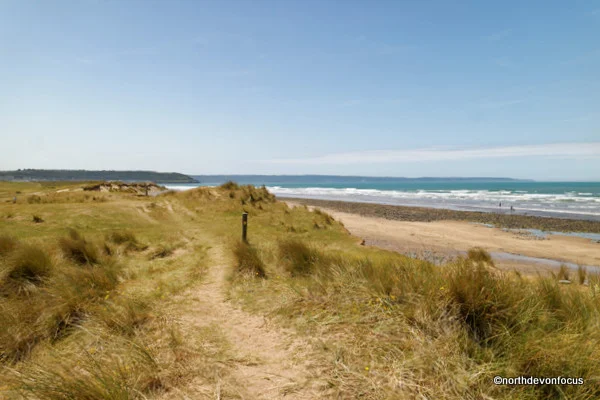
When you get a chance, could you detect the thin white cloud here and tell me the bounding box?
[262,142,600,165]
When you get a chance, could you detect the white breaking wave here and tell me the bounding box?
[161,184,600,218]
[267,186,600,217]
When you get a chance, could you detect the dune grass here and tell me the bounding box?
[0,182,224,399]
[2,181,600,399]
[232,240,267,278]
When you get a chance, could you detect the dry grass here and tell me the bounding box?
[147,244,175,260]
[4,245,54,287]
[232,240,267,278]
[278,239,325,276]
[3,181,600,399]
[106,230,147,252]
[59,229,100,265]
[0,235,17,257]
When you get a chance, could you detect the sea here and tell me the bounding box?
[164,176,600,221]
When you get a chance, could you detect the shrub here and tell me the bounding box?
[278,239,323,276]
[5,245,53,285]
[59,229,99,265]
[233,241,266,278]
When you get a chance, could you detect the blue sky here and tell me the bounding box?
[1,0,599,180]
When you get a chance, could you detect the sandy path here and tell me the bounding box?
[287,202,600,273]
[180,245,328,399]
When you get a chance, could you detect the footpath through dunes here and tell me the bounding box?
[170,242,331,399]
[284,201,600,274]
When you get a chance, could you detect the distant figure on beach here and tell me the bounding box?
[510,206,514,212]
[499,202,502,208]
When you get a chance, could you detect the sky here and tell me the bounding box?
[1,0,599,180]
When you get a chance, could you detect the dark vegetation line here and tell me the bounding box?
[0,169,198,183]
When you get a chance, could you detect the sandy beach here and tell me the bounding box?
[284,199,600,275]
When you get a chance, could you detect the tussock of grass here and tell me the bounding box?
[556,264,570,281]
[59,229,99,265]
[278,239,324,276]
[26,195,41,204]
[106,230,137,245]
[446,259,524,343]
[106,230,147,252]
[313,208,334,225]
[219,180,240,190]
[233,240,266,278]
[148,244,175,260]
[466,247,494,267]
[2,245,54,290]
[578,265,587,285]
[0,256,123,362]
[0,235,17,257]
[9,339,165,399]
[98,297,153,336]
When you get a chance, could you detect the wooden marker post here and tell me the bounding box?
[242,212,248,242]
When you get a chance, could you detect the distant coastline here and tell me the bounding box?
[192,174,533,185]
[0,169,198,184]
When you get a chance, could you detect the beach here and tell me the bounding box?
[283,197,600,275]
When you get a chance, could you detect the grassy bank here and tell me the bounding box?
[1,181,599,398]
[280,197,600,234]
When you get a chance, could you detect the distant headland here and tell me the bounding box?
[0,169,198,184]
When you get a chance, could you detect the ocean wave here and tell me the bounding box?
[268,186,600,218]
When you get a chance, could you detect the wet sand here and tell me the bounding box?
[284,199,600,275]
